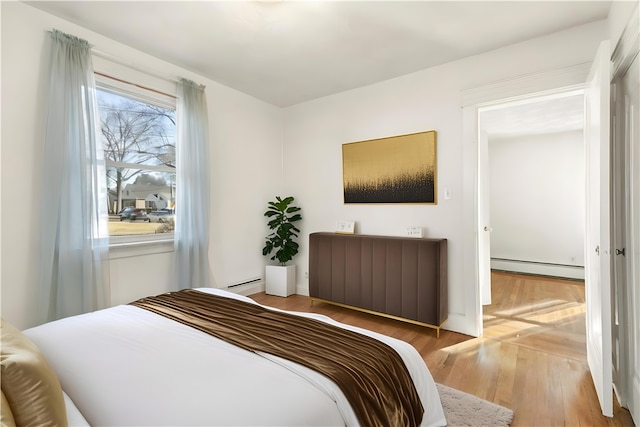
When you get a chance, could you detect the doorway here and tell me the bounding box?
[476,90,587,310]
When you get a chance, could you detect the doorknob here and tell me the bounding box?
[595,245,600,255]
[616,248,626,256]
[483,226,493,232]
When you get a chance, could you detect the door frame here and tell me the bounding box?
[610,7,639,421]
[461,63,591,337]
[610,63,629,410]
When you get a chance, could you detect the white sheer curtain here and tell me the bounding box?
[40,30,110,322]
[174,78,211,288]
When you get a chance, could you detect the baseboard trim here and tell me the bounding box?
[443,313,479,338]
[631,376,640,425]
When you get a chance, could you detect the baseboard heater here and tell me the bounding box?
[491,258,584,268]
[227,278,261,288]
[491,258,584,280]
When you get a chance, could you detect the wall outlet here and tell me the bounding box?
[405,226,423,238]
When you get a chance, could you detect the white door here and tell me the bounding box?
[584,40,613,417]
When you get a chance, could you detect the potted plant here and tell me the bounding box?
[262,196,302,297]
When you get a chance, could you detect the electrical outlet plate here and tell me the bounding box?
[405,226,423,238]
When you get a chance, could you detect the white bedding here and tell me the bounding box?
[24,288,446,426]
[63,391,90,427]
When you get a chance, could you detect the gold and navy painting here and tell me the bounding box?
[342,130,437,204]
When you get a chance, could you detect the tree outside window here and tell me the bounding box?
[97,88,176,237]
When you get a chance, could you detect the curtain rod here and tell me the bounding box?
[91,48,179,85]
[94,71,177,100]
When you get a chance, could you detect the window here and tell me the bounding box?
[96,83,176,241]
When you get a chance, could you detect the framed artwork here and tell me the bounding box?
[335,220,355,234]
[342,130,437,204]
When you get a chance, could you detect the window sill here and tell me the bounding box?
[109,235,174,259]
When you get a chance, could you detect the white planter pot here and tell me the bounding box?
[265,265,296,297]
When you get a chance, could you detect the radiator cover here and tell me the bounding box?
[309,232,448,335]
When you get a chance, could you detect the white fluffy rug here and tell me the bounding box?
[436,383,514,427]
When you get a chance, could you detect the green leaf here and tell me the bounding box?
[288,213,302,222]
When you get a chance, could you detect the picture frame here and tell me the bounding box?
[342,130,437,204]
[335,220,355,234]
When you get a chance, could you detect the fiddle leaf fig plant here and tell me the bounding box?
[262,196,302,265]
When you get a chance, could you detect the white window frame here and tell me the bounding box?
[93,58,178,250]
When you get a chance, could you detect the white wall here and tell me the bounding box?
[488,131,585,277]
[0,2,283,329]
[0,2,610,335]
[282,21,606,336]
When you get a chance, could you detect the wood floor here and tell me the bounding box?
[250,271,635,427]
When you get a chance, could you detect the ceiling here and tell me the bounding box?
[26,0,610,108]
[480,92,585,137]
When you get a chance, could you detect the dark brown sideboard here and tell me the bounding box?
[308,232,448,337]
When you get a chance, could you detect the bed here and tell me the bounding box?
[2,288,446,426]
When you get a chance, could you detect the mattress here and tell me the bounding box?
[24,288,446,426]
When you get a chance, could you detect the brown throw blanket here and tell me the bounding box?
[130,289,424,427]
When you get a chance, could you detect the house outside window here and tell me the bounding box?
[95,82,176,242]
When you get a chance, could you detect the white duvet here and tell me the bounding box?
[24,288,446,426]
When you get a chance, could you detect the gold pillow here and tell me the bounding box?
[1,318,68,427]
[1,390,16,427]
